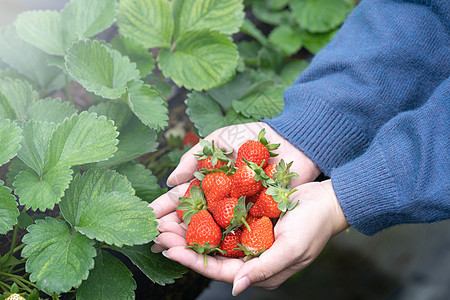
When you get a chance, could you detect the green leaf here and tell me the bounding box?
[185,92,228,137]
[300,28,338,54]
[22,217,96,294]
[14,164,73,211]
[0,184,19,234]
[60,168,157,246]
[0,77,39,121]
[113,244,187,285]
[65,39,140,100]
[173,0,244,39]
[0,25,65,93]
[26,98,78,123]
[117,0,174,49]
[290,0,353,33]
[0,119,22,166]
[232,81,284,120]
[158,30,238,91]
[126,80,168,131]
[115,163,163,202]
[15,10,65,56]
[77,250,136,300]
[60,0,117,44]
[252,1,290,25]
[279,59,310,89]
[15,0,117,56]
[111,35,155,77]
[75,192,157,246]
[207,72,253,111]
[60,168,135,227]
[47,111,119,168]
[17,121,57,175]
[17,211,34,229]
[87,101,133,131]
[268,25,303,56]
[6,158,28,187]
[240,19,267,46]
[97,116,158,167]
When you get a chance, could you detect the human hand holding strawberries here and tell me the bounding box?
[148,123,348,295]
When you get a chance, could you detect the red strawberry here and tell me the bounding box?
[213,196,252,234]
[237,216,274,257]
[183,131,199,147]
[245,192,260,205]
[195,139,233,171]
[176,185,207,224]
[235,129,280,168]
[250,186,298,219]
[219,229,245,258]
[186,209,223,266]
[200,171,232,212]
[264,163,277,179]
[230,160,268,198]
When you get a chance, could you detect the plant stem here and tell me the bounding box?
[11,278,32,293]
[12,243,26,254]
[0,281,10,292]
[65,75,74,105]
[5,226,19,273]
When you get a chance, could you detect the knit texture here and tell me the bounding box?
[332,78,449,235]
[265,0,450,175]
[264,0,450,235]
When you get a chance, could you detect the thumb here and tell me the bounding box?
[231,236,297,296]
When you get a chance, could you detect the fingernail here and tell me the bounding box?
[150,244,158,253]
[152,239,161,245]
[162,250,169,259]
[232,276,249,296]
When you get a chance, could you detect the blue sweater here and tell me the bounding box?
[264,0,450,235]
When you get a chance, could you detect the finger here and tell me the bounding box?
[151,243,166,253]
[232,233,304,296]
[164,246,244,283]
[159,211,183,224]
[158,221,187,237]
[148,183,190,218]
[157,231,187,249]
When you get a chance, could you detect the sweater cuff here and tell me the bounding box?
[331,143,400,235]
[264,91,369,175]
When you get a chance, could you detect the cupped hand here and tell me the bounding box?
[149,122,321,221]
[152,180,349,296]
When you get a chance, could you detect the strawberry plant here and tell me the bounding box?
[0,0,356,298]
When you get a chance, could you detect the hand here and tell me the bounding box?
[149,122,321,221]
[154,180,349,295]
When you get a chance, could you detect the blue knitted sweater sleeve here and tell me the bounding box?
[263,0,450,235]
[332,78,450,235]
[264,0,449,175]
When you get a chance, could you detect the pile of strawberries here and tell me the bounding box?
[176,129,298,265]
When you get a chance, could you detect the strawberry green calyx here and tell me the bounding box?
[223,197,253,236]
[257,128,280,157]
[195,139,233,166]
[234,243,266,260]
[197,163,236,176]
[270,159,299,188]
[243,158,270,186]
[265,185,298,219]
[177,186,207,225]
[186,242,226,266]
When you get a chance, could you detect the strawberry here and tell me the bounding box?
[213,196,252,234]
[198,170,232,212]
[219,229,245,258]
[264,163,277,179]
[195,139,233,171]
[230,159,268,198]
[245,192,260,205]
[250,185,298,219]
[177,185,207,224]
[267,159,298,188]
[237,216,274,257]
[186,209,223,266]
[235,129,280,169]
[183,131,199,147]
